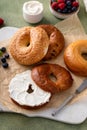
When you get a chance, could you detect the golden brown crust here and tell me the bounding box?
[31,63,73,94]
[64,40,87,76]
[38,24,65,60]
[9,26,49,65]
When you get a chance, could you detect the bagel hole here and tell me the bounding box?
[27,43,30,47]
[51,51,56,57]
[56,44,58,47]
[49,73,57,82]
[81,53,87,60]
[51,53,55,56]
[27,84,34,94]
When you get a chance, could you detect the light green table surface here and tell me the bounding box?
[0,0,87,130]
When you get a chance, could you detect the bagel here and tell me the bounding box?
[31,63,73,94]
[9,70,51,109]
[9,26,49,65]
[38,24,65,60]
[64,40,87,76]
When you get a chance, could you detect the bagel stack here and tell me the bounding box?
[9,24,65,65]
[9,24,73,109]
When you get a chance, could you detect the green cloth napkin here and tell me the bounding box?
[0,0,87,130]
[0,0,87,33]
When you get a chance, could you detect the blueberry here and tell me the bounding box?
[67,9,72,13]
[66,5,72,9]
[72,6,77,12]
[5,53,10,59]
[62,8,68,13]
[66,0,72,6]
[1,47,6,53]
[2,62,8,68]
[57,8,62,13]
[1,57,6,63]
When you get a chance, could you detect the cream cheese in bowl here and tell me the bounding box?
[23,1,43,23]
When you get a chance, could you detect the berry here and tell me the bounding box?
[51,2,58,10]
[67,5,72,9]
[72,6,77,12]
[1,57,6,63]
[66,0,72,6]
[0,46,9,69]
[51,0,79,14]
[57,0,65,3]
[2,62,8,68]
[68,9,72,13]
[57,8,62,13]
[58,3,66,10]
[1,47,6,53]
[62,8,68,13]
[5,53,10,59]
[72,1,79,7]
[0,18,4,26]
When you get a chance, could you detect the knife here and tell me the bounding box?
[52,79,87,116]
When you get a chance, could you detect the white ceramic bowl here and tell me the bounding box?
[49,0,80,19]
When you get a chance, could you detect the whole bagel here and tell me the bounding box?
[31,63,73,94]
[38,24,65,60]
[64,40,87,76]
[9,26,49,65]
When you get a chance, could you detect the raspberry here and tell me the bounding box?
[57,0,65,3]
[58,3,66,10]
[72,1,79,7]
[0,18,4,26]
[51,2,58,10]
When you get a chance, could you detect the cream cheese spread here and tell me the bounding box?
[23,1,43,23]
[9,70,51,107]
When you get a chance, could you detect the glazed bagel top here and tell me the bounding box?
[38,24,65,60]
[31,63,73,94]
[9,26,49,65]
[64,40,87,76]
